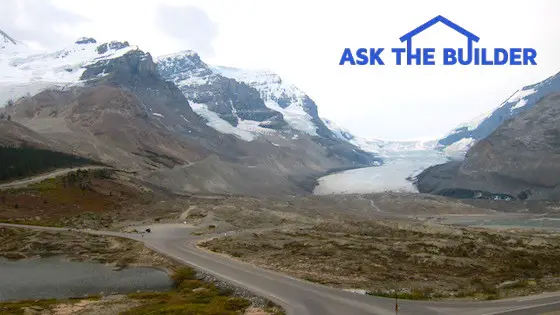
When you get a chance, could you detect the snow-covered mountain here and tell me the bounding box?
[322,117,436,156]
[156,51,376,165]
[0,36,136,106]
[438,71,560,158]
[157,52,340,143]
[157,51,286,139]
[0,29,24,53]
[1,32,377,196]
[214,66,325,137]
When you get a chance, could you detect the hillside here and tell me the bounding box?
[417,93,560,201]
[438,71,560,158]
[0,34,377,197]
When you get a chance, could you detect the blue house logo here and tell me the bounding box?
[340,15,537,66]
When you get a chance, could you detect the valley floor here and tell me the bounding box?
[2,169,560,314]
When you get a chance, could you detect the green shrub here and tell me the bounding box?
[171,267,197,288]
[225,297,251,311]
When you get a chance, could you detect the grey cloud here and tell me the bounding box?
[0,0,89,49]
[156,4,217,56]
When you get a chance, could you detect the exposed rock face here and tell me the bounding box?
[438,71,560,157]
[5,86,208,170]
[75,37,97,45]
[157,52,284,127]
[2,38,377,197]
[214,67,333,137]
[417,93,560,200]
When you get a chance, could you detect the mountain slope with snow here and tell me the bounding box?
[156,52,376,166]
[438,71,560,157]
[157,51,285,136]
[418,93,560,201]
[0,36,136,106]
[1,33,377,196]
[215,66,329,137]
[0,29,25,54]
[322,117,436,156]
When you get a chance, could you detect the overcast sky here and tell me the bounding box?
[2,0,560,140]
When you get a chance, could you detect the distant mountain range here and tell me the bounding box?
[322,118,437,156]
[0,31,379,197]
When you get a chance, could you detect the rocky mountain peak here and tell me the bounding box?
[96,41,130,54]
[157,52,284,128]
[75,37,97,45]
[82,49,159,83]
[157,50,212,80]
[0,29,24,53]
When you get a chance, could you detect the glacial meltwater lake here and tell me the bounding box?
[0,257,172,301]
[314,149,448,195]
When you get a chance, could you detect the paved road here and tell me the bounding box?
[2,223,559,315]
[0,166,108,190]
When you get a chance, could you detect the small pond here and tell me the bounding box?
[0,257,172,301]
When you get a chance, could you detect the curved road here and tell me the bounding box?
[1,223,559,315]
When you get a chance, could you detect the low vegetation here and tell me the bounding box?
[122,267,255,315]
[0,227,178,268]
[0,169,145,228]
[201,221,560,300]
[0,296,101,315]
[0,228,284,314]
[0,267,282,315]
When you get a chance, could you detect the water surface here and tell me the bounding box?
[0,257,172,301]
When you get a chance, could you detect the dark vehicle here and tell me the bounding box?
[145,228,151,233]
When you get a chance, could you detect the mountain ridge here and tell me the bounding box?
[438,70,560,158]
[1,32,378,197]
[417,93,560,201]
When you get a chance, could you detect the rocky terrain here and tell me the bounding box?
[0,120,66,150]
[0,32,377,197]
[201,221,560,301]
[417,93,560,201]
[438,71,560,158]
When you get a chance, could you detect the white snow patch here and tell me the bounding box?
[190,102,255,141]
[508,88,536,111]
[152,113,164,118]
[453,109,494,132]
[349,137,437,156]
[443,137,475,160]
[215,66,318,136]
[322,118,353,141]
[176,76,208,87]
[236,119,276,136]
[511,98,529,110]
[265,100,317,136]
[0,41,136,85]
[0,40,136,106]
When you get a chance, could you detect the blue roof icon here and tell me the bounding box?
[399,15,480,43]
